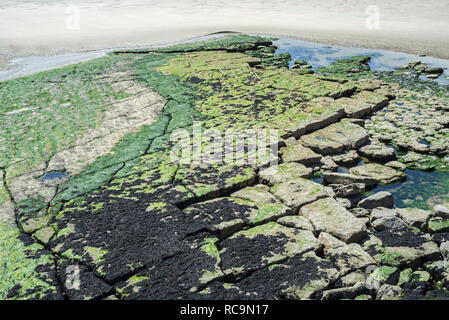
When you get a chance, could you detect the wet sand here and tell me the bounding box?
[1,0,449,71]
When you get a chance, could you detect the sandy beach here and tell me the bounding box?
[1,0,449,72]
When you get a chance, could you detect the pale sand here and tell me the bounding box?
[1,0,449,71]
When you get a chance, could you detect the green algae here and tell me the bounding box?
[0,223,58,299]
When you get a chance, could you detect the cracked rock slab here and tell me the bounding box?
[350,163,406,185]
[300,197,367,243]
[219,222,321,280]
[259,162,313,186]
[270,178,333,212]
[183,197,291,238]
[196,251,339,300]
[300,119,369,155]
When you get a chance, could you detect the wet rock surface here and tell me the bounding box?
[2,34,449,300]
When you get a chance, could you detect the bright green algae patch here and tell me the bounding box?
[0,223,59,299]
[0,55,133,179]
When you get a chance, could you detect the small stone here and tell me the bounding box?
[411,270,432,283]
[277,216,314,231]
[385,161,407,171]
[320,156,339,171]
[434,204,449,219]
[376,284,403,300]
[397,268,413,287]
[321,282,368,300]
[259,162,313,186]
[300,120,369,155]
[428,217,449,233]
[350,207,370,218]
[369,266,400,286]
[318,232,346,252]
[335,272,366,288]
[358,191,394,210]
[440,242,449,261]
[370,207,397,221]
[330,183,366,198]
[332,150,360,166]
[33,226,56,244]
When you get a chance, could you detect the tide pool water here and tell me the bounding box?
[274,37,449,85]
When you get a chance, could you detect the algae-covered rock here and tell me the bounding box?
[350,163,406,185]
[279,143,322,165]
[0,223,61,300]
[300,119,369,155]
[327,243,376,274]
[300,197,367,243]
[259,162,313,186]
[270,178,333,212]
[220,222,321,279]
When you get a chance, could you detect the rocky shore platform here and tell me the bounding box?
[1,35,449,300]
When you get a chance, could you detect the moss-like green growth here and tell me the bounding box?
[0,223,58,299]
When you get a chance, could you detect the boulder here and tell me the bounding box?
[330,183,366,198]
[358,191,394,209]
[428,217,449,233]
[441,242,449,261]
[434,204,449,219]
[300,198,367,243]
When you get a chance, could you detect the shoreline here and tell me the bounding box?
[2,29,449,82]
[1,0,449,75]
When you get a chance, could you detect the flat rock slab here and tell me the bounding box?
[350,163,406,185]
[322,172,377,187]
[363,229,441,268]
[279,143,322,165]
[300,197,367,243]
[231,185,280,204]
[334,90,389,118]
[183,197,291,238]
[300,119,369,155]
[115,237,224,299]
[327,243,376,274]
[220,222,321,279]
[270,178,333,212]
[359,143,396,162]
[195,251,339,300]
[259,162,313,186]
